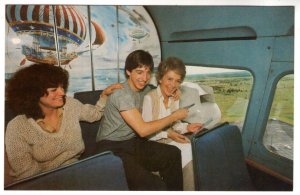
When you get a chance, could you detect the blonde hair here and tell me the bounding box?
[156,57,186,83]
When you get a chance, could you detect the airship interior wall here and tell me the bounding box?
[5,5,161,95]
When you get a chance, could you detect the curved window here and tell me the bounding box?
[185,66,253,130]
[263,74,294,160]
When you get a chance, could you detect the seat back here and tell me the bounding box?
[5,151,128,190]
[191,123,254,190]
[73,90,103,158]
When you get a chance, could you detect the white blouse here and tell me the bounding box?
[142,86,188,141]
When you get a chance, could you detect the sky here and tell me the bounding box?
[186,66,245,75]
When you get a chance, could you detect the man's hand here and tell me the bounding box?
[171,89,181,101]
[171,108,188,121]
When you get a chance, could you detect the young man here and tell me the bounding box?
[96,50,188,191]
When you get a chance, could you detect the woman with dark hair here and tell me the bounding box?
[5,63,122,181]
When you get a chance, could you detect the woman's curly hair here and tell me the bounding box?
[6,63,69,119]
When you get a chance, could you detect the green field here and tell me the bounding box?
[185,74,294,125]
[270,75,294,125]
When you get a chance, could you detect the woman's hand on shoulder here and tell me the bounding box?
[101,83,123,97]
[171,89,181,101]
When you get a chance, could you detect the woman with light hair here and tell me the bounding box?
[142,57,203,190]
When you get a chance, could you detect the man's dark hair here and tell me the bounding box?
[124,50,154,78]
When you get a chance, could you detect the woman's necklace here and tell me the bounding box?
[37,109,63,133]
